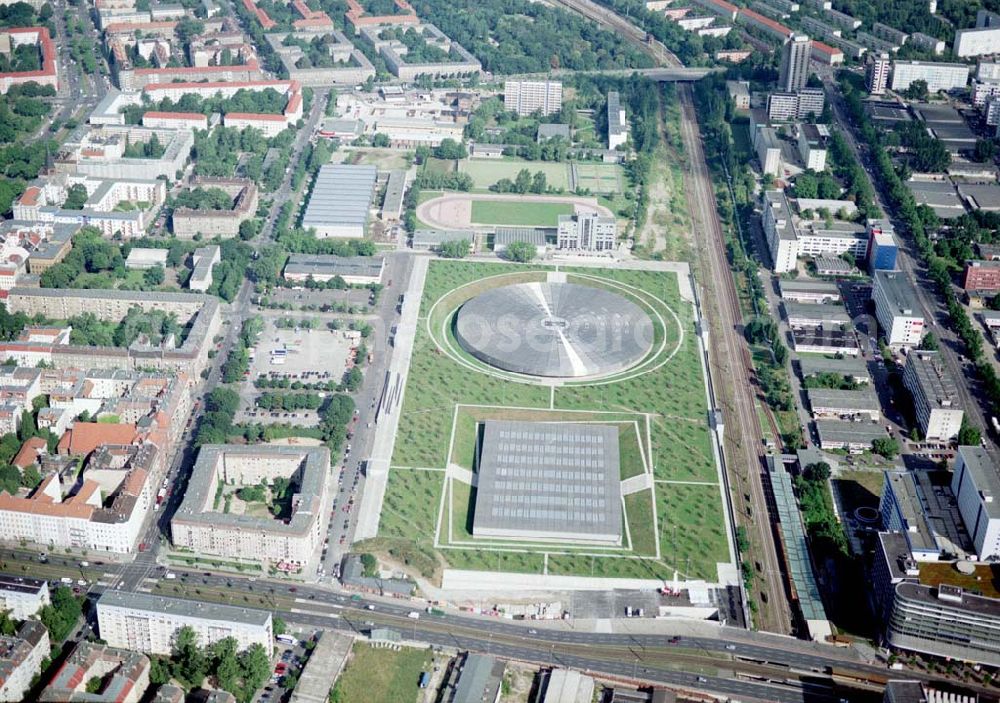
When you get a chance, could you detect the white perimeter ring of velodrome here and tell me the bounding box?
[426,272,685,386]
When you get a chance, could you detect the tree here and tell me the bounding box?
[39,586,82,642]
[143,265,164,287]
[360,552,378,577]
[872,437,900,459]
[513,168,532,195]
[530,171,547,194]
[371,133,390,148]
[958,418,981,447]
[63,184,88,210]
[172,626,208,686]
[21,464,41,489]
[433,138,467,160]
[803,462,831,482]
[918,332,939,351]
[17,410,34,441]
[973,138,997,163]
[439,239,470,258]
[504,241,536,263]
[903,79,929,101]
[238,643,270,697]
[273,617,287,636]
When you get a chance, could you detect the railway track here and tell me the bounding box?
[548,0,682,67]
[676,84,792,635]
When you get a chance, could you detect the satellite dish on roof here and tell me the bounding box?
[956,561,976,575]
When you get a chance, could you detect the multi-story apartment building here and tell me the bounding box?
[872,270,925,348]
[902,351,963,442]
[778,34,812,92]
[555,213,617,251]
[763,190,798,272]
[866,52,891,95]
[891,61,971,93]
[503,80,562,116]
[796,123,828,171]
[755,127,783,177]
[954,10,1000,58]
[0,28,58,95]
[766,88,825,121]
[0,621,49,702]
[874,531,1000,666]
[40,642,150,703]
[97,591,272,656]
[171,178,258,240]
[171,445,330,571]
[0,575,48,620]
[951,445,1000,562]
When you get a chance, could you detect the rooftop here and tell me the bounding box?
[905,352,958,409]
[957,445,1000,520]
[815,420,887,444]
[301,164,377,229]
[884,471,938,554]
[283,254,384,279]
[795,355,870,379]
[0,573,46,595]
[874,269,920,316]
[806,387,880,410]
[98,590,272,626]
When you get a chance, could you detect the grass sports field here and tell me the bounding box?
[470,200,572,226]
[367,260,732,585]
[459,158,624,195]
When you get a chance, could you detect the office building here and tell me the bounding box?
[902,352,963,442]
[879,472,940,560]
[503,80,562,116]
[955,10,1000,58]
[556,213,617,251]
[891,61,970,93]
[607,91,627,149]
[873,270,925,348]
[0,575,48,620]
[301,164,377,239]
[951,446,1000,562]
[867,52,891,95]
[97,591,273,656]
[867,219,898,273]
[873,531,1000,667]
[779,34,812,92]
[0,621,48,703]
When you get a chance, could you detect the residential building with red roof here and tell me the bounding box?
[737,8,793,41]
[811,40,845,65]
[345,0,418,31]
[40,642,150,703]
[12,436,46,470]
[0,27,58,94]
[241,0,275,29]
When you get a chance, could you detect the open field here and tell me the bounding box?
[460,158,570,190]
[572,162,624,194]
[330,642,432,703]
[375,260,729,583]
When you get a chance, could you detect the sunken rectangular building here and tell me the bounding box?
[301,164,377,238]
[473,421,622,545]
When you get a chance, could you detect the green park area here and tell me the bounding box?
[460,158,571,190]
[329,642,432,703]
[364,260,730,584]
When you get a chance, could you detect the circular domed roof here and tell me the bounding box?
[454,281,654,379]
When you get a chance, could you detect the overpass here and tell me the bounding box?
[502,67,720,82]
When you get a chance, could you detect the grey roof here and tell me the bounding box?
[607,90,626,138]
[452,654,505,703]
[882,681,928,703]
[779,279,841,295]
[0,574,46,595]
[340,554,415,596]
[473,421,622,542]
[302,164,377,230]
[782,302,850,325]
[382,170,407,216]
[905,352,958,409]
[958,183,1000,210]
[796,355,870,380]
[814,256,854,273]
[764,190,797,242]
[494,227,550,247]
[455,282,653,379]
[874,270,920,315]
[769,458,828,623]
[537,123,571,141]
[411,229,474,248]
[906,180,965,217]
[913,102,964,124]
[806,387,880,411]
[98,591,272,626]
[883,471,938,554]
[815,420,887,444]
[284,254,384,279]
[957,446,1000,520]
[895,580,1000,618]
[172,444,329,535]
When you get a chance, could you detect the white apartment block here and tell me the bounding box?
[763,190,798,273]
[866,52,890,95]
[951,446,1000,562]
[954,10,1000,58]
[0,576,48,620]
[978,61,1000,82]
[766,89,825,122]
[902,351,964,442]
[891,61,970,93]
[503,80,563,117]
[779,34,812,92]
[796,123,829,171]
[97,591,272,656]
[556,213,617,251]
[974,80,1000,108]
[987,98,1000,127]
[873,270,925,348]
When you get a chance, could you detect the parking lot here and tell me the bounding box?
[250,320,358,380]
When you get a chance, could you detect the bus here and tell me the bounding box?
[276,634,296,646]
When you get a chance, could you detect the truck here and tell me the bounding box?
[156,487,167,507]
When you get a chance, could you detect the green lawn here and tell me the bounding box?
[460,158,570,190]
[377,260,729,583]
[572,162,625,195]
[330,643,432,703]
[471,200,573,226]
